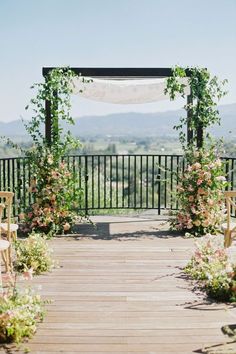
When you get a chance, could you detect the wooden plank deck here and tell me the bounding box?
[1,216,236,353]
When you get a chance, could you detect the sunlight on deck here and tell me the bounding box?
[1,216,236,354]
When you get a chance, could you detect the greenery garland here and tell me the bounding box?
[165,66,227,149]
[25,67,80,160]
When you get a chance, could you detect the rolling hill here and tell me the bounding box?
[0,103,235,139]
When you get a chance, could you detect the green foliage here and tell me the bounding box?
[185,235,236,302]
[14,232,54,275]
[0,285,47,344]
[165,66,227,148]
[21,67,84,235]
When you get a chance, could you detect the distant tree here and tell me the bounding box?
[106,143,117,154]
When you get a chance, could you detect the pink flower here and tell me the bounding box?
[208,199,214,206]
[18,212,25,221]
[187,165,193,172]
[186,222,193,229]
[198,188,206,195]
[30,178,37,187]
[177,185,184,192]
[193,219,201,227]
[63,222,71,231]
[193,162,201,170]
[204,172,211,180]
[202,219,210,227]
[197,179,203,185]
[22,268,34,280]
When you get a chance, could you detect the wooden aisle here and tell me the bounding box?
[1,216,236,353]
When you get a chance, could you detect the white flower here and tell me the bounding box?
[225,263,233,273]
[215,176,226,182]
[206,272,213,280]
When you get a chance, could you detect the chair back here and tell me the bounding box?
[0,203,5,238]
[0,191,14,238]
[225,191,236,228]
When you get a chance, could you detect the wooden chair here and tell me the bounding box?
[222,191,236,247]
[0,203,10,277]
[0,192,18,271]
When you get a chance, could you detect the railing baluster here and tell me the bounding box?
[3,159,6,191]
[110,156,112,208]
[84,156,88,214]
[128,155,130,208]
[176,156,180,210]
[146,155,148,208]
[7,159,10,191]
[152,155,155,209]
[231,158,234,191]
[134,155,137,208]
[98,155,101,209]
[225,158,229,191]
[78,156,82,209]
[116,155,118,208]
[104,156,106,208]
[170,155,173,210]
[157,156,161,215]
[164,155,167,209]
[91,155,94,209]
[122,155,124,208]
[140,155,143,208]
[72,156,76,202]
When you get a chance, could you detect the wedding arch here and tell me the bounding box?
[42,67,203,147]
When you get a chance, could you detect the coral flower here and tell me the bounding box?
[63,222,71,231]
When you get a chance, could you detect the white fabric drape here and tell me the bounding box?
[71,77,190,104]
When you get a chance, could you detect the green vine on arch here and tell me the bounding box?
[165,66,228,150]
[25,67,80,162]
[20,68,85,236]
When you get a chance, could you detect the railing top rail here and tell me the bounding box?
[65,154,185,158]
[0,156,28,161]
[0,154,236,160]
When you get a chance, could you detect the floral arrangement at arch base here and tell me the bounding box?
[185,234,236,302]
[171,145,227,236]
[19,149,82,237]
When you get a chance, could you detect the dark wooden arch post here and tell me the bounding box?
[43,72,59,147]
[44,73,52,146]
[196,121,204,148]
[187,93,193,145]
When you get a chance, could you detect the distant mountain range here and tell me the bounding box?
[0,103,235,139]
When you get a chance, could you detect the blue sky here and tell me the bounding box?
[0,0,235,122]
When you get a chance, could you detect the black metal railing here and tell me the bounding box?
[64,154,185,213]
[1,154,236,216]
